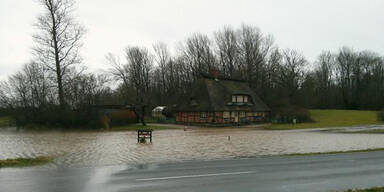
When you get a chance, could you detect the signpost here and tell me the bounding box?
[137,129,152,143]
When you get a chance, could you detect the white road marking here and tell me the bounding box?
[136,171,255,181]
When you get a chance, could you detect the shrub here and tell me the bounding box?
[9,106,100,129]
[139,137,146,143]
[0,156,53,168]
[378,110,384,121]
[273,105,312,124]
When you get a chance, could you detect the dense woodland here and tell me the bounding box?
[1,0,384,127]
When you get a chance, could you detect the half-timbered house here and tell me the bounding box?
[175,76,271,124]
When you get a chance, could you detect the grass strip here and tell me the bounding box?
[111,124,179,131]
[285,148,384,156]
[0,116,15,128]
[0,156,53,168]
[343,129,384,134]
[266,110,383,130]
[344,187,384,192]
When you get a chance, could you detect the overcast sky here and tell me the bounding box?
[1,0,384,80]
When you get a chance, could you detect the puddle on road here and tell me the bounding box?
[1,128,384,167]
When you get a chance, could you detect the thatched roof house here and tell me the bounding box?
[176,77,271,124]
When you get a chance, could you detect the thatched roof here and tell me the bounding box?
[176,77,271,112]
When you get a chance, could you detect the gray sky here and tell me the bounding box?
[1,0,384,80]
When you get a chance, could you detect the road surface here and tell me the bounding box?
[2,151,384,192]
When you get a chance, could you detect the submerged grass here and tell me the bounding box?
[267,110,383,130]
[285,148,384,156]
[344,187,384,192]
[0,156,53,168]
[111,124,179,131]
[0,116,15,128]
[344,129,384,134]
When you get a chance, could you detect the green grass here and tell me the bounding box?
[111,124,179,131]
[0,156,53,168]
[267,110,383,130]
[344,129,384,134]
[284,148,384,156]
[344,187,384,192]
[0,116,14,128]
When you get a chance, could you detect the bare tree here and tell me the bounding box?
[126,47,153,125]
[153,42,171,102]
[108,47,153,125]
[335,47,356,108]
[279,49,308,104]
[214,26,239,78]
[65,73,111,108]
[237,24,274,90]
[182,33,216,78]
[33,0,86,109]
[314,51,336,108]
[107,53,130,91]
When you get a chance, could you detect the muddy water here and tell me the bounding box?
[1,128,384,167]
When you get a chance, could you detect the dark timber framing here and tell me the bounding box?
[175,76,271,125]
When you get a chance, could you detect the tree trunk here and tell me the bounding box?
[50,7,65,109]
[141,105,146,126]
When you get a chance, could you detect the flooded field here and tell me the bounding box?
[1,127,384,167]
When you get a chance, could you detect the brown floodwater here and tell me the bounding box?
[1,127,384,167]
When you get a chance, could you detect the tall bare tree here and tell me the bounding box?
[108,47,153,125]
[314,51,336,108]
[335,47,356,108]
[237,24,274,91]
[215,26,239,78]
[153,42,171,101]
[182,33,216,78]
[33,0,85,109]
[279,49,307,104]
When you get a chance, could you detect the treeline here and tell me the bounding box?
[306,48,384,110]
[1,0,384,127]
[1,24,384,126]
[107,25,384,112]
[2,24,384,126]
[0,62,112,126]
[107,25,299,112]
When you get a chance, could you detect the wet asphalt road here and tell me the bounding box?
[2,151,384,192]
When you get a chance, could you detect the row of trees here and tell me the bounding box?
[1,0,384,127]
[305,48,384,110]
[106,25,306,111]
[0,0,110,126]
[106,25,384,115]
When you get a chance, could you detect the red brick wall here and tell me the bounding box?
[176,111,270,124]
[176,111,224,124]
[215,112,223,123]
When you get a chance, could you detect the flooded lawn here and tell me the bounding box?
[1,127,384,167]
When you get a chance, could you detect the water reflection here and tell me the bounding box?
[1,128,384,167]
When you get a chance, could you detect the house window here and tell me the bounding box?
[232,96,236,103]
[200,112,207,120]
[223,111,231,122]
[232,95,249,103]
[237,96,243,103]
[239,112,246,117]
